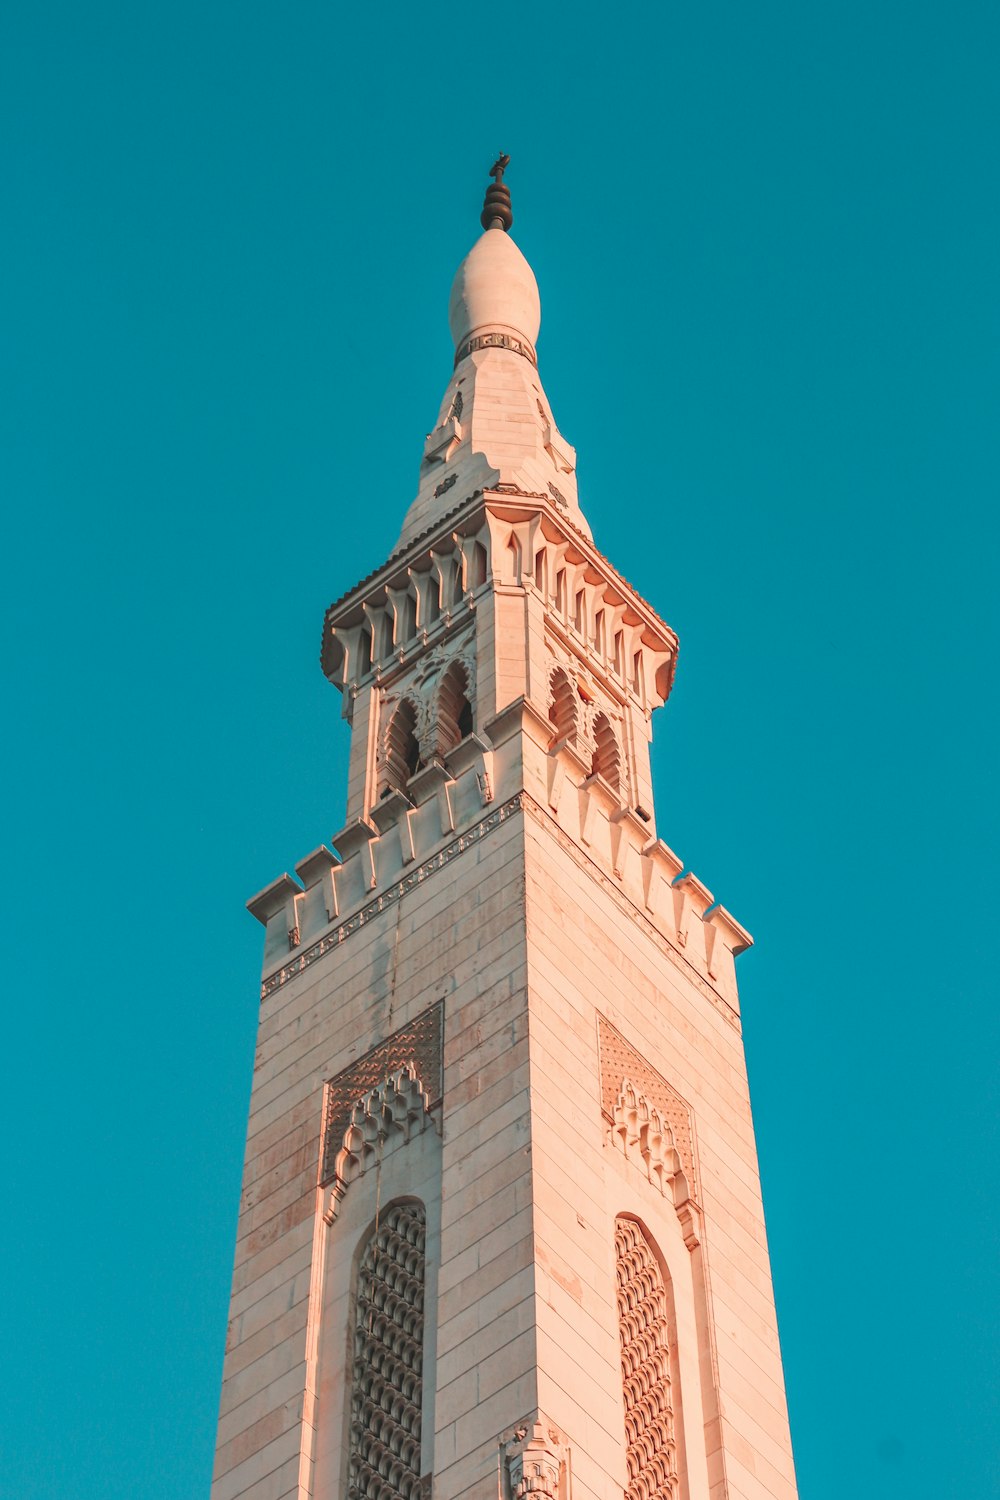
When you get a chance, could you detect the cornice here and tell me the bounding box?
[259,793,524,1001]
[257,788,740,1030]
[321,485,678,688]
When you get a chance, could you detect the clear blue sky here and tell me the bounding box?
[2,2,997,1496]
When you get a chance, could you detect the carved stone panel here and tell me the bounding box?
[321,1002,443,1187]
[598,1015,697,1200]
[324,1063,436,1224]
[500,1416,570,1500]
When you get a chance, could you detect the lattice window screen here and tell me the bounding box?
[348,1201,426,1500]
[615,1216,678,1500]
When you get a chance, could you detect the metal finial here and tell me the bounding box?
[481,153,513,232]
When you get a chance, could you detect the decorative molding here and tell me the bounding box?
[348,1201,426,1500]
[615,1217,678,1500]
[260,797,523,999]
[258,791,736,1026]
[323,1063,436,1224]
[598,1015,698,1200]
[434,473,457,498]
[547,482,569,512]
[455,330,537,367]
[320,1002,443,1187]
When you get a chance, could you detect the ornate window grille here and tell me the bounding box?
[348,1201,426,1500]
[615,1216,678,1500]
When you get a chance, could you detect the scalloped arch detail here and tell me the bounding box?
[348,1200,426,1500]
[615,1217,678,1500]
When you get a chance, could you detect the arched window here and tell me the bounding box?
[423,574,441,628]
[591,712,621,789]
[400,592,417,644]
[549,668,577,744]
[348,1200,426,1500]
[615,1216,678,1500]
[382,700,423,795]
[466,542,487,592]
[436,660,473,754]
[355,626,373,680]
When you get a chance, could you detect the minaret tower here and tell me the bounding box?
[213,160,798,1500]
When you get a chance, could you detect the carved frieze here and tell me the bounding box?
[260,795,524,1000]
[455,329,537,366]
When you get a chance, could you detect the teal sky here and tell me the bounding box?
[2,2,998,1496]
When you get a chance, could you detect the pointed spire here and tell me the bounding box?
[480,153,513,232]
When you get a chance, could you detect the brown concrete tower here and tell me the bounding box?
[212,162,798,1500]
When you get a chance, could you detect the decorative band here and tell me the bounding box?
[260,794,525,1000]
[454,330,537,368]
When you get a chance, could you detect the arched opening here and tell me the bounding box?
[382,699,423,795]
[549,668,577,744]
[400,591,417,644]
[591,712,621,789]
[534,547,547,597]
[615,1216,680,1500]
[422,574,441,629]
[632,649,645,699]
[436,660,473,755]
[506,533,522,586]
[355,626,372,680]
[349,1200,426,1500]
[574,588,586,634]
[466,541,487,592]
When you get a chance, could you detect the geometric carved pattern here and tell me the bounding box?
[615,1217,677,1500]
[348,1201,426,1500]
[598,1016,697,1199]
[324,1064,436,1224]
[321,1003,443,1187]
[611,1080,692,1207]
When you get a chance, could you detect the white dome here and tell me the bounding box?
[448,229,541,353]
